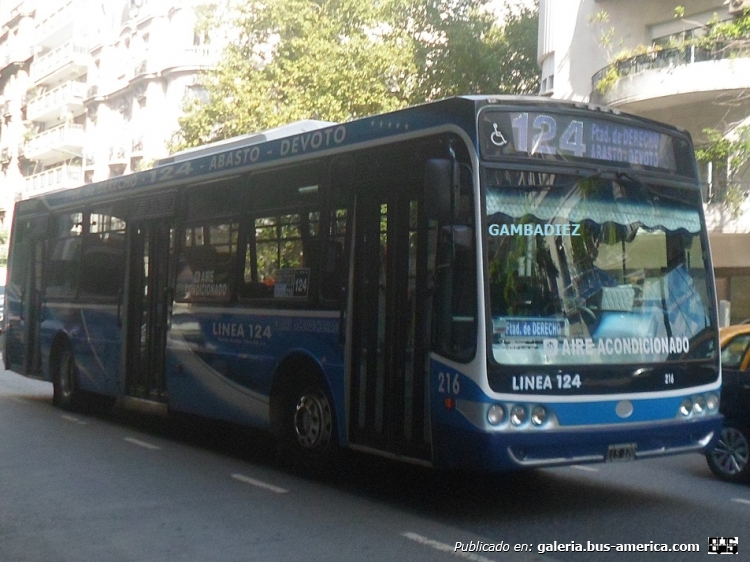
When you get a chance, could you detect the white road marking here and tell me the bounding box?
[231,473,289,494]
[402,532,498,562]
[732,498,750,506]
[123,437,161,450]
[60,414,87,425]
[571,465,599,472]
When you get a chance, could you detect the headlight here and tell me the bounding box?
[530,405,547,426]
[706,393,719,413]
[693,395,706,415]
[487,404,505,425]
[679,398,693,417]
[510,405,526,426]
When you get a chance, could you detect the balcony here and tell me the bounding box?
[591,39,750,142]
[30,41,88,85]
[26,80,87,123]
[133,59,148,77]
[34,0,79,49]
[24,123,84,163]
[0,44,33,71]
[155,47,222,74]
[24,164,83,197]
[108,145,127,165]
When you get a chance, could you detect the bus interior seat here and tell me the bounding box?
[598,285,635,312]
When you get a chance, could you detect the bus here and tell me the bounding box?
[3,96,723,471]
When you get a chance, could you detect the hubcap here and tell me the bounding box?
[710,427,749,476]
[294,391,332,450]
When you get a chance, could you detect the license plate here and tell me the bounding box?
[606,443,637,462]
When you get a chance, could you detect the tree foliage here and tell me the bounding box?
[696,125,750,217]
[172,0,539,150]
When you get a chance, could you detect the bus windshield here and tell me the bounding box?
[484,168,716,366]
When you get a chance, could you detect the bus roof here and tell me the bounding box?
[18,95,692,215]
[157,119,335,165]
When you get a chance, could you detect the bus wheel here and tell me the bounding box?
[706,424,750,482]
[53,346,82,411]
[279,376,337,467]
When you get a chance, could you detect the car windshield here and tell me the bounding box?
[484,169,716,366]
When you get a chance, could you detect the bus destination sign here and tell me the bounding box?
[479,110,684,174]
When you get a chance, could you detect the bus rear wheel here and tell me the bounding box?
[53,346,82,411]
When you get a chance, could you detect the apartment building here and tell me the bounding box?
[0,0,220,238]
[538,0,750,322]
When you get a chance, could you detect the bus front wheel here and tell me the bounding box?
[52,346,82,411]
[277,374,337,467]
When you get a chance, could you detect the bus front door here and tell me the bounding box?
[124,220,174,402]
[347,179,432,461]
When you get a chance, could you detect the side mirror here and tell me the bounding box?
[424,158,459,222]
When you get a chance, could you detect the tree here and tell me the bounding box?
[171,0,539,150]
[696,123,750,218]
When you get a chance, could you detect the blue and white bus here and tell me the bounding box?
[3,96,722,471]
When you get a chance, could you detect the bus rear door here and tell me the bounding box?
[5,216,45,376]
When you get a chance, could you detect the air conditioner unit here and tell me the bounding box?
[728,0,750,15]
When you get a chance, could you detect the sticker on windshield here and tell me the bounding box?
[543,336,690,357]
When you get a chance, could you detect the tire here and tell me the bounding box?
[277,373,338,469]
[52,345,83,411]
[706,424,750,483]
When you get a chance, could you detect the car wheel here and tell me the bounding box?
[706,424,750,483]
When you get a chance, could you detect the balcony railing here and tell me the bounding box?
[0,44,33,69]
[26,80,87,122]
[30,41,88,83]
[24,123,84,161]
[108,145,127,163]
[134,59,148,76]
[156,47,222,71]
[25,164,83,196]
[592,39,750,92]
[34,0,78,44]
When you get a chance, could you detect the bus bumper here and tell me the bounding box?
[431,415,722,472]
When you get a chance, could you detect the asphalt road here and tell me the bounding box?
[0,367,747,562]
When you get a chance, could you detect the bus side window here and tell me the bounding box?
[46,212,84,298]
[433,177,477,361]
[80,208,127,298]
[434,225,476,360]
[320,207,347,302]
[240,211,319,300]
[175,222,239,302]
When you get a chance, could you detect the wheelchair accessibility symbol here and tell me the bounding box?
[490,123,508,147]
